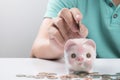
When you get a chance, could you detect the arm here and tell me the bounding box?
[31,0,88,59]
[31,9,88,59]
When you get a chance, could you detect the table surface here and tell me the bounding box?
[0,58,120,80]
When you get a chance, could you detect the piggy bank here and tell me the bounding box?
[64,39,96,74]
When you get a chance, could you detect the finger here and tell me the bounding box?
[79,24,88,38]
[48,25,65,47]
[58,8,79,32]
[70,8,83,24]
[53,17,69,41]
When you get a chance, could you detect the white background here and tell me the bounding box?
[0,0,48,57]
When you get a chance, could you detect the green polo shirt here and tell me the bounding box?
[44,0,120,58]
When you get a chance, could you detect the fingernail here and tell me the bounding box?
[76,15,82,24]
[80,27,84,34]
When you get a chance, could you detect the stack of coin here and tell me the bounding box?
[16,72,58,79]
[74,71,89,78]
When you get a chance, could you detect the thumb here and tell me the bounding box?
[79,24,88,38]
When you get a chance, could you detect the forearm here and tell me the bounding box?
[31,39,63,59]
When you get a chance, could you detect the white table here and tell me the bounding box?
[0,58,120,80]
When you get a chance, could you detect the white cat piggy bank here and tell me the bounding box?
[64,39,96,74]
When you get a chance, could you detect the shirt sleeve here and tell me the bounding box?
[44,0,78,18]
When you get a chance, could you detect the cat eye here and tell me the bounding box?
[86,53,91,58]
[71,53,76,58]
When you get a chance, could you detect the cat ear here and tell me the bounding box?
[85,39,96,50]
[64,39,76,51]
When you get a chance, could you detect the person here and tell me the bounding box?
[31,0,120,59]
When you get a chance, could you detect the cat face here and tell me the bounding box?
[64,39,96,72]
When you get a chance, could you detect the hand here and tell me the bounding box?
[48,8,88,54]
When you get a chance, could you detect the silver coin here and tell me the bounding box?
[74,71,89,78]
[89,72,99,75]
[16,74,26,77]
[116,73,120,76]
[89,72,101,79]
[38,72,48,76]
[116,73,120,80]
[47,73,57,75]
[102,74,112,80]
[33,76,45,79]
[25,75,35,78]
[91,75,101,79]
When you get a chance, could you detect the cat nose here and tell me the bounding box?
[77,57,84,62]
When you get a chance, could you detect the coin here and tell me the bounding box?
[16,74,26,77]
[36,74,45,77]
[38,72,48,76]
[33,76,45,79]
[60,74,80,80]
[84,77,93,80]
[116,73,120,76]
[60,75,72,80]
[69,74,79,78]
[47,75,58,79]
[89,72,99,75]
[60,76,70,80]
[102,74,112,80]
[89,72,101,78]
[75,72,89,78]
[91,75,101,79]
[25,75,35,78]
[47,73,57,76]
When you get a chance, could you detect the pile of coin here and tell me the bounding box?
[16,72,120,80]
[16,72,58,79]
